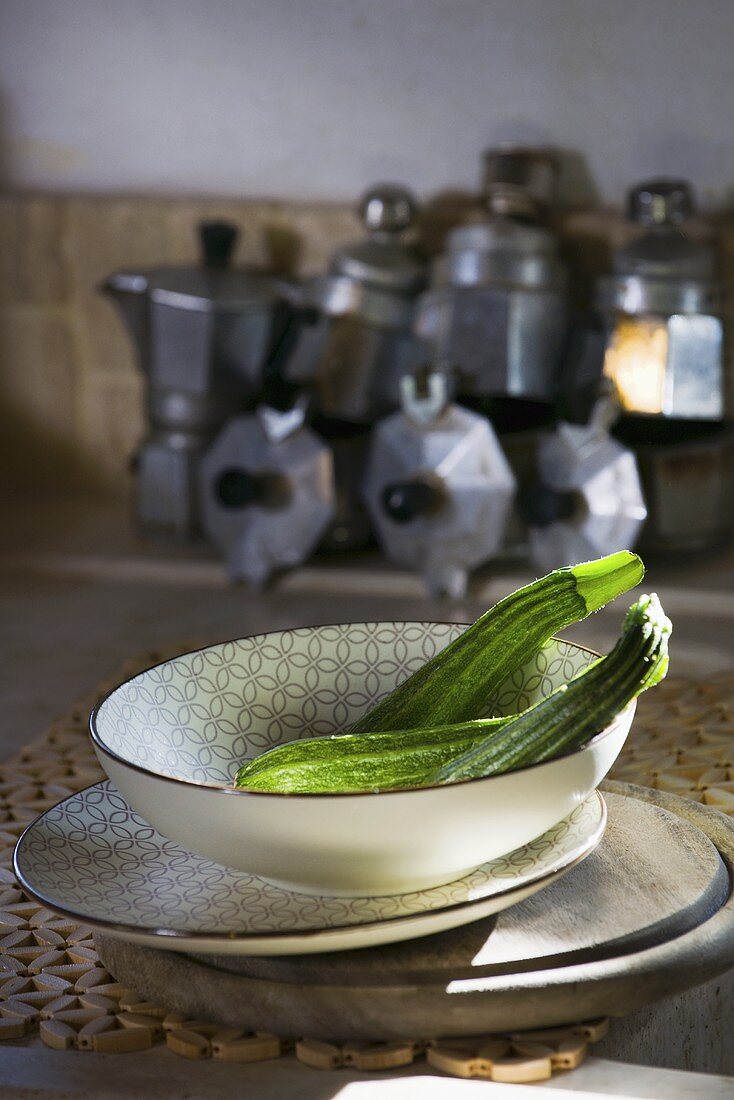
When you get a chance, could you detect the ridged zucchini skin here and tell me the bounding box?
[346,551,644,735]
[234,717,511,793]
[235,592,668,795]
[434,593,671,784]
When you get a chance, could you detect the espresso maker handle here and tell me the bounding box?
[261,302,320,411]
[199,221,239,269]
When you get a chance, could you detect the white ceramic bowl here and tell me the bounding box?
[90,622,633,897]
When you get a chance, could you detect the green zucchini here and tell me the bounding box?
[433,592,671,784]
[346,551,644,735]
[234,716,513,793]
[235,591,668,795]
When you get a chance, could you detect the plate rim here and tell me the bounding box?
[13,784,606,947]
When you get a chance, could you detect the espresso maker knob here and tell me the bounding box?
[358,184,417,236]
[198,221,239,268]
[627,179,694,227]
[381,479,443,524]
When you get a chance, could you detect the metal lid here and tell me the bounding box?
[596,273,721,315]
[612,231,715,281]
[628,179,695,226]
[448,219,556,256]
[148,268,280,313]
[614,182,714,279]
[330,184,425,294]
[121,221,284,313]
[482,145,559,222]
[434,218,562,288]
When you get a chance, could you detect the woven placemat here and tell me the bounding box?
[1,645,732,1082]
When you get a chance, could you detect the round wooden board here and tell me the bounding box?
[97,784,734,1042]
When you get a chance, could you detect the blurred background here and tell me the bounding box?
[1,0,733,755]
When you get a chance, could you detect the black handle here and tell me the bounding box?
[199,221,239,269]
[216,468,270,509]
[260,301,320,411]
[520,483,578,528]
[381,479,442,523]
[555,309,608,425]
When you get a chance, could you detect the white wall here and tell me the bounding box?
[0,0,732,207]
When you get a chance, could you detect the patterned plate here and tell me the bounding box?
[14,783,606,955]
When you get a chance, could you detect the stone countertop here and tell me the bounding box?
[2,493,734,1096]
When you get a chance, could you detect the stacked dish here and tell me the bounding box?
[14,621,629,956]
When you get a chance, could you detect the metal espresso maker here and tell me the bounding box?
[413,146,569,562]
[289,184,427,550]
[102,221,295,538]
[593,179,732,554]
[415,146,567,415]
[363,371,517,597]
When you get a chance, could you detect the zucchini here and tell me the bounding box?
[433,592,670,784]
[346,551,644,735]
[234,716,513,793]
[235,592,668,795]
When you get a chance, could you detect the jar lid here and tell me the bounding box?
[133,221,285,313]
[330,184,426,294]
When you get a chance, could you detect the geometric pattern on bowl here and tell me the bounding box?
[93,623,595,786]
[15,782,605,937]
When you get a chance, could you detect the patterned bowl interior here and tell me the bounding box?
[93,622,594,787]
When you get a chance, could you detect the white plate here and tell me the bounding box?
[14,783,606,955]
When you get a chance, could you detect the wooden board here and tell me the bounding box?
[96,784,734,1042]
[187,792,726,983]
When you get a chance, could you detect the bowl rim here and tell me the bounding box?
[89,620,630,800]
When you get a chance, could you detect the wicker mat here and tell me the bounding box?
[1,646,733,1082]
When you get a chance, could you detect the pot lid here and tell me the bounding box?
[330,184,426,294]
[613,179,716,281]
[147,267,281,313]
[114,222,286,313]
[613,230,715,281]
[447,218,556,257]
[482,145,559,222]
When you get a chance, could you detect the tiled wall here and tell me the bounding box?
[0,194,730,496]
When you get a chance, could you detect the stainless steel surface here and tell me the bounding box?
[416,218,567,402]
[358,183,418,238]
[596,178,724,422]
[289,184,426,424]
[363,373,516,597]
[135,428,207,537]
[596,276,720,316]
[301,312,422,422]
[666,315,725,420]
[434,221,560,287]
[198,407,335,586]
[102,221,293,537]
[628,179,695,227]
[416,150,566,403]
[482,145,558,222]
